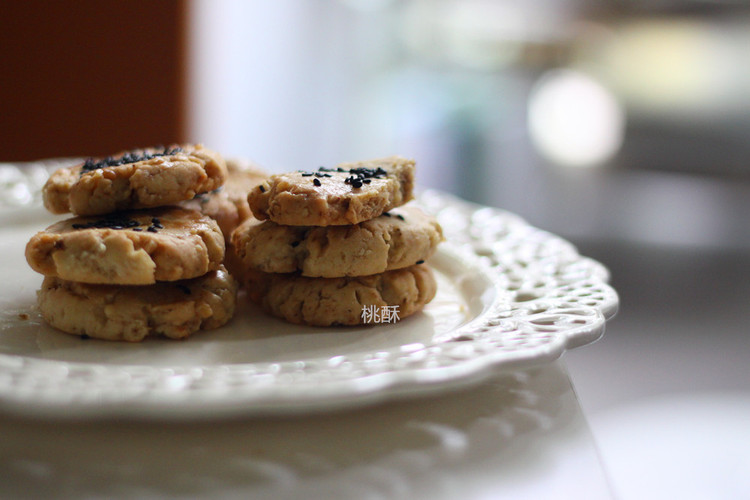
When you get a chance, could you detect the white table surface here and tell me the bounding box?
[0,360,611,499]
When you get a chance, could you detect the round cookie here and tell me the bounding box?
[26,206,225,285]
[43,144,227,216]
[180,158,268,242]
[248,156,415,226]
[244,264,437,326]
[37,266,238,342]
[233,205,443,278]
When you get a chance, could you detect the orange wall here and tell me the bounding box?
[0,1,187,161]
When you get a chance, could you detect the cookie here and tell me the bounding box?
[26,206,225,285]
[37,266,237,341]
[43,144,227,216]
[244,264,437,326]
[180,158,268,242]
[232,205,443,278]
[248,156,415,226]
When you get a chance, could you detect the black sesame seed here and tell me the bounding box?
[71,216,143,231]
[132,227,143,232]
[342,165,387,189]
[416,260,424,265]
[80,146,183,174]
[347,166,387,179]
[396,214,405,221]
[301,172,313,177]
[147,226,158,233]
[382,212,391,217]
[313,178,321,186]
[259,185,266,193]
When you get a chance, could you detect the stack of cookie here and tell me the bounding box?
[24,145,238,342]
[232,156,444,326]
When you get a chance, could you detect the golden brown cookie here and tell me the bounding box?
[248,156,415,226]
[244,264,437,326]
[180,158,268,242]
[25,206,225,285]
[37,266,237,342]
[232,205,443,278]
[43,144,227,216]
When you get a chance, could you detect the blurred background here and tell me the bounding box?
[2,1,750,498]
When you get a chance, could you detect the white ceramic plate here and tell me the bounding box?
[0,161,618,420]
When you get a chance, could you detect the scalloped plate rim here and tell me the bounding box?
[0,162,619,420]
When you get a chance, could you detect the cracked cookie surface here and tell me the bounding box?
[247,156,415,226]
[233,205,443,278]
[37,265,237,341]
[244,264,437,326]
[26,206,225,285]
[43,144,227,216]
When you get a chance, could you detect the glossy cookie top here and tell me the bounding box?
[247,156,415,226]
[42,144,226,216]
[25,206,225,285]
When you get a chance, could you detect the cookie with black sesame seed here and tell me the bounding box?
[247,156,415,226]
[243,264,436,327]
[42,144,227,216]
[25,206,225,285]
[37,265,237,341]
[232,205,443,278]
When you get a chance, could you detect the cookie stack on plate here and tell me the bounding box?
[232,156,444,326]
[24,144,239,342]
